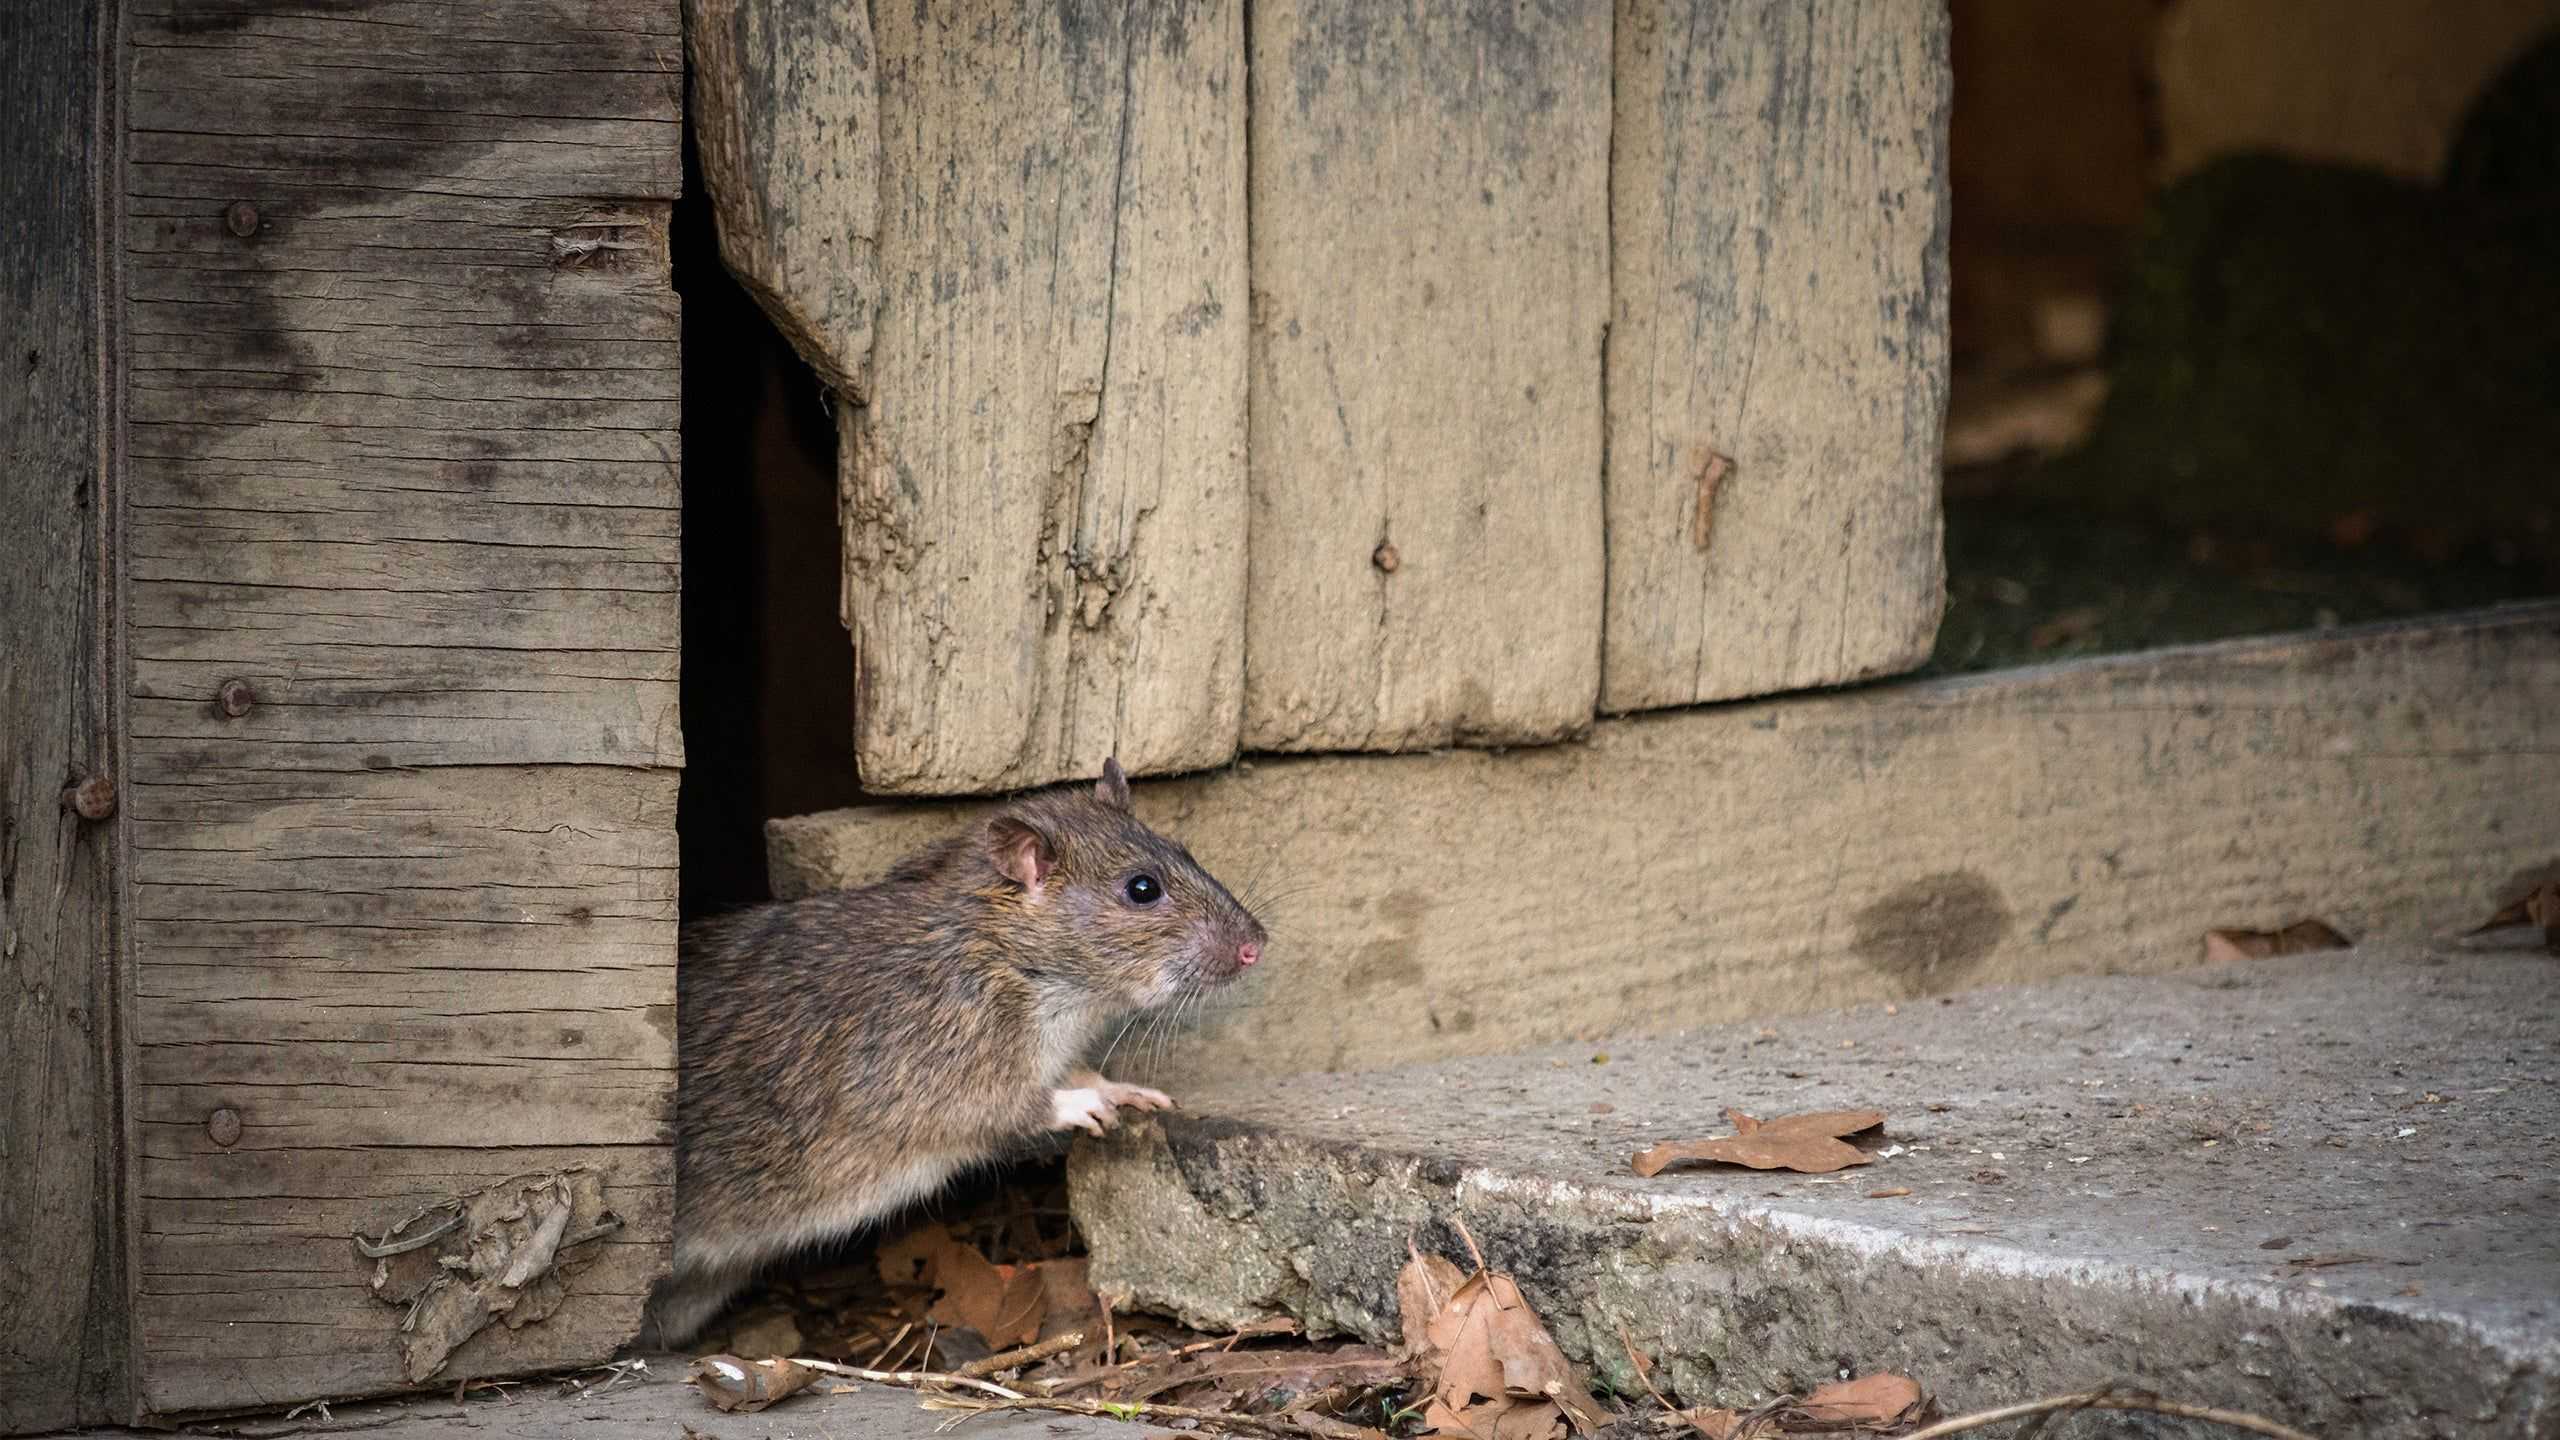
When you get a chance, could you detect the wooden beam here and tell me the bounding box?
[120,0,682,1415]
[1603,0,1952,712]
[774,606,2560,1085]
[1242,0,1611,752]
[0,0,134,1429]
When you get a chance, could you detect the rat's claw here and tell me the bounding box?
[1096,1079,1175,1112]
[1050,1085,1117,1135]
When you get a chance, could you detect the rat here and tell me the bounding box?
[643,758,1267,1345]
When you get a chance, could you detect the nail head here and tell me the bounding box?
[66,774,116,821]
[1372,542,1401,574]
[218,679,256,718]
[207,1107,243,1147]
[224,201,260,238]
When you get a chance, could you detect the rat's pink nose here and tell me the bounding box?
[1237,942,1261,968]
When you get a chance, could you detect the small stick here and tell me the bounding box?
[1449,1214,1488,1274]
[1615,1322,1696,1437]
[1896,1390,2316,1440]
[953,1330,1085,1379]
[778,1357,1025,1403]
[920,1392,1326,1438]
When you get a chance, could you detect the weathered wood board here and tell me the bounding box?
[120,0,682,1415]
[831,0,1249,794]
[1242,0,1611,752]
[775,605,2560,1085]
[1,0,131,1431]
[686,0,877,396]
[1603,0,1952,712]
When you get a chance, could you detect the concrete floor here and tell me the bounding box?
[1072,941,2560,1437]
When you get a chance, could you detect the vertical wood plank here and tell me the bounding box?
[1243,1,1611,752]
[120,0,682,1414]
[844,0,1248,794]
[1,0,133,1429]
[1603,0,1951,712]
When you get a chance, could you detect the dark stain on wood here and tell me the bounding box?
[1851,870,2011,994]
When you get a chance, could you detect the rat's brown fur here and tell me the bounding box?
[645,761,1265,1344]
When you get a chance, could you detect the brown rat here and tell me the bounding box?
[644,758,1266,1345]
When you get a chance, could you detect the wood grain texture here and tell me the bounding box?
[1,0,133,1430]
[776,605,2560,1086]
[1242,0,1610,752]
[1603,0,1951,712]
[121,0,681,1415]
[840,0,1248,794]
[685,0,878,395]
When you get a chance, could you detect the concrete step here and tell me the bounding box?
[1068,944,2560,1438]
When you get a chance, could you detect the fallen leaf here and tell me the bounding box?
[2202,919,2350,964]
[2470,877,2560,954]
[1632,1110,1886,1177]
[1679,1407,1739,1440]
[874,1224,1047,1346]
[689,1354,822,1413]
[1398,1247,1468,1359]
[1794,1373,1925,1430]
[1400,1241,1609,1438]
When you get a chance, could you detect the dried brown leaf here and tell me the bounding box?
[688,1354,822,1414]
[872,1223,1047,1346]
[2471,878,2560,954]
[2202,919,2350,964]
[1679,1407,1740,1440]
[1398,1246,1468,1358]
[1418,1269,1609,1434]
[1795,1372,1925,1430]
[1631,1110,1886,1177]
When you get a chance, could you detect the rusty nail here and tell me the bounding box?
[207,1107,244,1147]
[218,678,256,718]
[1372,542,1401,574]
[224,201,260,238]
[65,773,116,821]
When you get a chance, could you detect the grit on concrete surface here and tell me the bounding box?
[1071,943,2560,1437]
[58,1358,1129,1440]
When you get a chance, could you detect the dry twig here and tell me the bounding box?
[1897,1388,2315,1440]
[920,1392,1333,1438]
[953,1330,1086,1379]
[778,1356,1024,1402]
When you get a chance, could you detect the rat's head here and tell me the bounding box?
[977,758,1267,1009]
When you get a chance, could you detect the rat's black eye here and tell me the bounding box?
[1123,873,1163,906]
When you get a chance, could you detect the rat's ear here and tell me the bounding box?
[1094,756,1132,812]
[987,816,1056,892]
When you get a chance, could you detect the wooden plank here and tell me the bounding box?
[685,0,878,395]
[775,605,2560,1084]
[1242,1,1610,752]
[121,0,682,1415]
[825,0,1248,794]
[1603,0,1952,713]
[1,0,133,1430]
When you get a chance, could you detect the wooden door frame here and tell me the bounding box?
[1,0,139,1429]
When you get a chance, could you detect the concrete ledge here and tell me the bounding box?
[1068,947,2560,1437]
[773,604,2560,1086]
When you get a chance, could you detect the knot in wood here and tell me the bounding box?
[206,1107,244,1148]
[223,200,261,239]
[217,678,257,718]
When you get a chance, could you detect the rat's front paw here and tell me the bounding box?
[1050,1086,1117,1135]
[1094,1078,1175,1113]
